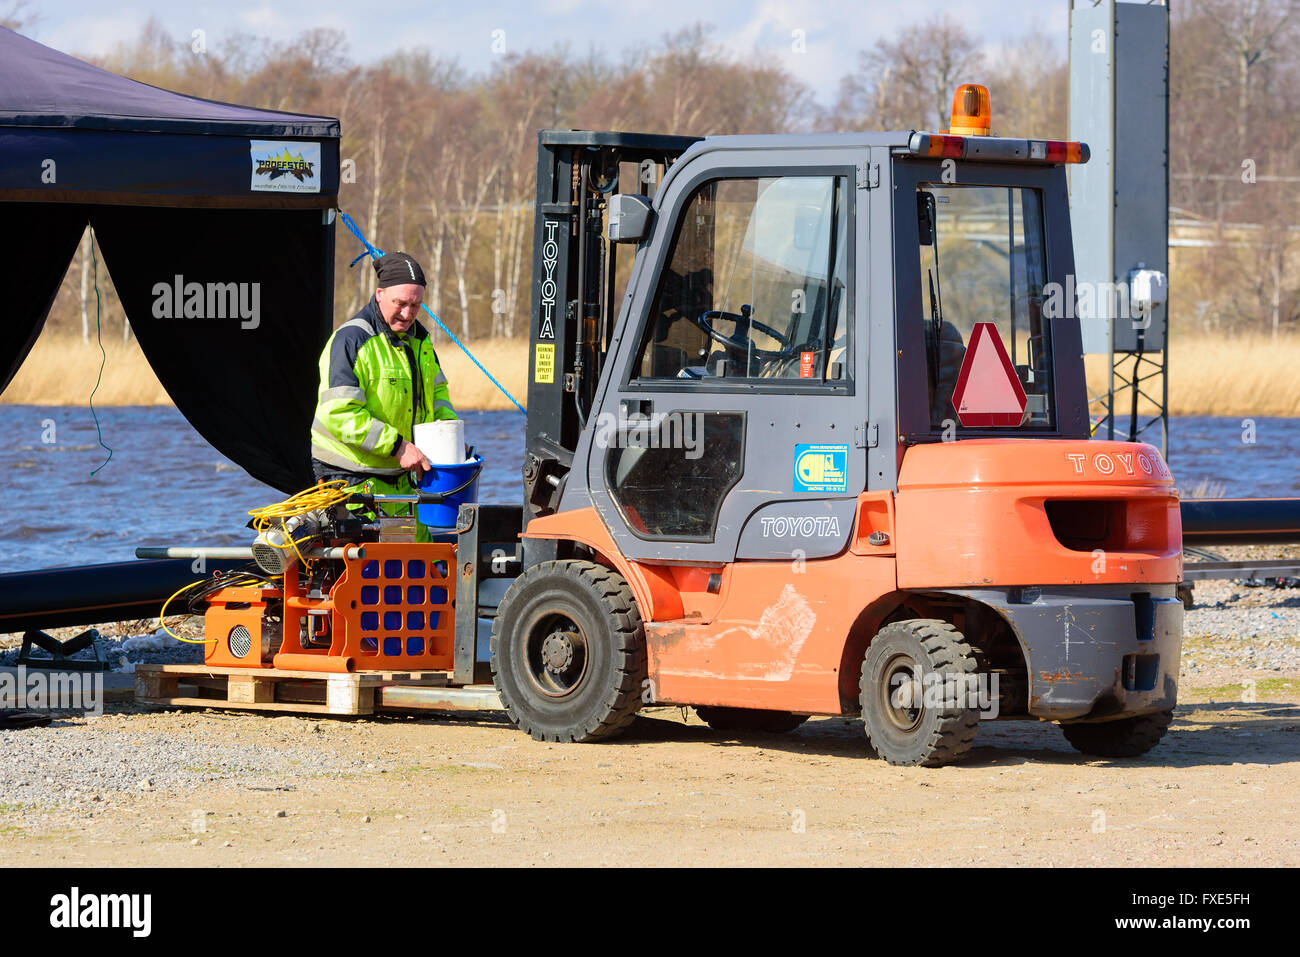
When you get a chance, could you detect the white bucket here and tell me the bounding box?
[413,420,467,465]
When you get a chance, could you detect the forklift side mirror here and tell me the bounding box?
[918,191,937,246]
[608,193,654,244]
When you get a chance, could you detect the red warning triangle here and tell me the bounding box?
[950,322,1027,427]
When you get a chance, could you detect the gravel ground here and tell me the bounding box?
[1182,544,1300,682]
[2,701,1297,867]
[0,709,374,830]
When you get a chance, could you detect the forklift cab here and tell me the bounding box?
[543,125,1091,567]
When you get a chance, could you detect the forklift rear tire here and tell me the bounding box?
[694,706,808,734]
[1060,709,1174,758]
[859,619,980,767]
[491,560,646,743]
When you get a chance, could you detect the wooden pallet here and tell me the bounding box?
[134,663,452,716]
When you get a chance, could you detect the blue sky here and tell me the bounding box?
[23,0,1068,103]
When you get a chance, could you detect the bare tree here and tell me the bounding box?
[1197,0,1300,153]
[832,14,982,132]
[358,112,387,311]
[0,0,36,31]
[482,54,554,336]
[446,142,503,340]
[1171,1,1300,336]
[78,228,90,344]
[981,25,1067,138]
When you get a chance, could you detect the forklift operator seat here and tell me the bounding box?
[931,320,967,421]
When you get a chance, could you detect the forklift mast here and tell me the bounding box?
[522,130,699,520]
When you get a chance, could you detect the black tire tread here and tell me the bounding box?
[491,559,645,743]
[695,706,808,734]
[859,619,980,767]
[1060,709,1174,758]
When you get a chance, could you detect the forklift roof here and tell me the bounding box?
[682,129,915,157]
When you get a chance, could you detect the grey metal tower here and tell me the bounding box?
[1068,0,1171,454]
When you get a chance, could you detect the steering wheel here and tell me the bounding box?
[693,306,795,360]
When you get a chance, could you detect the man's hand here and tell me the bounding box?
[396,439,432,476]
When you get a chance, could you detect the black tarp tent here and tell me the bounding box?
[0,26,340,492]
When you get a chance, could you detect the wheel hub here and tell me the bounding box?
[541,631,575,672]
[882,655,924,733]
[524,611,590,698]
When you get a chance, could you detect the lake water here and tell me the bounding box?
[0,405,1295,574]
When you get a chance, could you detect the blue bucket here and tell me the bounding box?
[416,454,482,529]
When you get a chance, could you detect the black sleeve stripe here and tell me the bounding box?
[328,326,371,389]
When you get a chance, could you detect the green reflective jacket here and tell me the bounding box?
[310,299,457,476]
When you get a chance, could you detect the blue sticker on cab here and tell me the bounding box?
[793,444,848,493]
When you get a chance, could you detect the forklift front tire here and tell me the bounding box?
[860,619,981,767]
[1060,709,1174,758]
[491,560,646,743]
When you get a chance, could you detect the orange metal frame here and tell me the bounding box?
[203,542,458,674]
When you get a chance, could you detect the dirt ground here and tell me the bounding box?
[2,674,1296,868]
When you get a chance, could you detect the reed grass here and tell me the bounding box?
[2,335,171,406]
[1084,332,1300,418]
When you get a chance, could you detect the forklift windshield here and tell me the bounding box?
[635,174,849,382]
[917,184,1053,430]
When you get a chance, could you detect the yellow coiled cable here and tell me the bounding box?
[156,575,262,643]
[247,479,354,569]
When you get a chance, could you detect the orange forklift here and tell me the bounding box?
[192,86,1183,766]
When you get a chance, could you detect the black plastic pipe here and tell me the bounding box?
[1180,498,1300,546]
[0,558,246,633]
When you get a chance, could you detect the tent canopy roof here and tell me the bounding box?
[0,27,339,138]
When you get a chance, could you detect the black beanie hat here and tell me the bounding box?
[373,251,426,288]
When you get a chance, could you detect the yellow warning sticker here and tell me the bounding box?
[534,343,555,384]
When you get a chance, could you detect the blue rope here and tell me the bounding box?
[417,303,526,414]
[338,210,525,414]
[87,227,113,476]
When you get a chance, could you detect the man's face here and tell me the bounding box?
[376,283,425,335]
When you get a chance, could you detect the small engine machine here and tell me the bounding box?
[185,475,474,674]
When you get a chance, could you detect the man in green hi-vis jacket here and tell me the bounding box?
[309,251,458,536]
